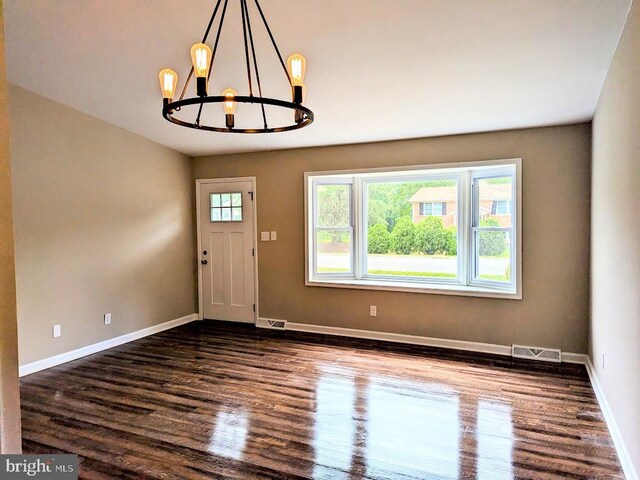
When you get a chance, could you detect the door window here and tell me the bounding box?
[210,192,243,222]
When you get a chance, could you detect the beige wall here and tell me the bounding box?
[9,85,196,365]
[591,0,640,474]
[0,0,21,454]
[194,123,591,353]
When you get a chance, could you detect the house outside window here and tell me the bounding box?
[305,159,522,299]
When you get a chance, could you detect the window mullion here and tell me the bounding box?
[312,181,319,277]
[353,178,363,280]
[461,171,472,286]
[470,174,479,283]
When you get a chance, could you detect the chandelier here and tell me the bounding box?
[157,0,314,133]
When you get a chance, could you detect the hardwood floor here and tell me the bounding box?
[21,321,622,479]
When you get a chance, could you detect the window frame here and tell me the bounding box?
[304,158,522,300]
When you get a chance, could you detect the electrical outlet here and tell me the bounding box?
[104,313,112,325]
[261,231,270,241]
[270,231,277,241]
[52,324,61,338]
[369,305,377,317]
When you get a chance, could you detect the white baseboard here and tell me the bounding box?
[198,316,255,324]
[585,358,638,480]
[286,320,512,355]
[258,317,587,362]
[19,313,199,377]
[560,352,589,364]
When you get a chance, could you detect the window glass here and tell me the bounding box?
[476,231,511,283]
[210,192,243,222]
[316,230,351,273]
[473,176,513,284]
[316,185,350,227]
[314,183,353,275]
[477,177,512,227]
[366,179,458,279]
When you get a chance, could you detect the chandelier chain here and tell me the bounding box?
[207,0,230,82]
[240,0,254,97]
[242,0,268,129]
[253,0,292,87]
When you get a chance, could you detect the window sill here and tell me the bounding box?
[306,277,521,300]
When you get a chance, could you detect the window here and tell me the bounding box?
[494,200,511,215]
[306,159,521,298]
[210,192,242,222]
[420,202,445,216]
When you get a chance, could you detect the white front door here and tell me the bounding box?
[199,180,256,322]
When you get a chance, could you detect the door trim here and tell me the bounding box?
[195,177,259,323]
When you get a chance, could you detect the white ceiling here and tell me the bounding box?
[4,0,631,157]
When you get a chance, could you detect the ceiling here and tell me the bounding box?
[4,0,632,157]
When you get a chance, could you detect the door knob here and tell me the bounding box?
[201,259,208,265]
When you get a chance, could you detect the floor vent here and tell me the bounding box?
[256,318,287,330]
[512,345,561,363]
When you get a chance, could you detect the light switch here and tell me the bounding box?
[261,231,270,241]
[53,324,61,338]
[270,231,277,241]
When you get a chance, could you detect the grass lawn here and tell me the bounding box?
[317,268,509,282]
[479,273,509,282]
[317,267,456,278]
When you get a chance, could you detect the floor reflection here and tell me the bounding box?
[366,377,460,479]
[207,407,249,460]
[313,366,356,479]
[477,400,514,480]
[312,366,462,479]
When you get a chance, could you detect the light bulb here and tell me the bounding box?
[191,43,212,97]
[222,88,237,115]
[158,68,178,101]
[222,88,237,129]
[190,43,212,78]
[287,53,306,86]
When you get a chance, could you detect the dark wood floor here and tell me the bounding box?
[21,321,622,479]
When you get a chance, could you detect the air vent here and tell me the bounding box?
[256,318,287,330]
[512,344,561,363]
